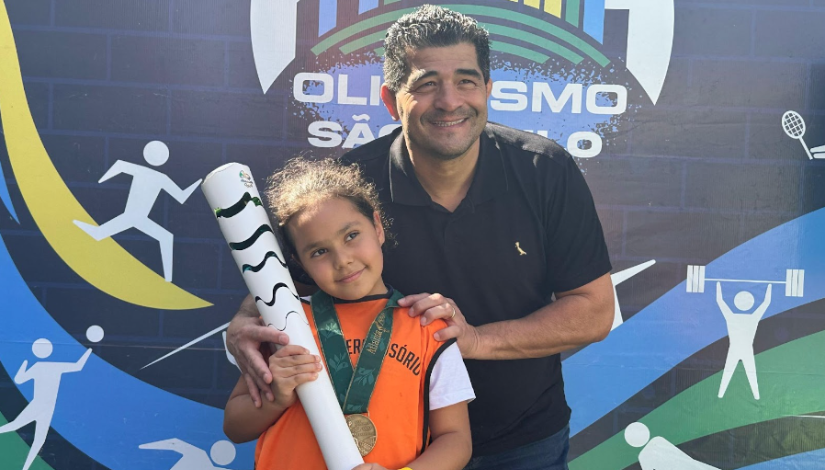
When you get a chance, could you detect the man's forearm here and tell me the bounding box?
[470,273,614,360]
[237,294,258,318]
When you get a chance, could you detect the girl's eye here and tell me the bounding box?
[310,248,327,258]
[345,231,359,241]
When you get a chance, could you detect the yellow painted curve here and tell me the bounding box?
[0,1,210,310]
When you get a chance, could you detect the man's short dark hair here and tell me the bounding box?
[383,5,491,93]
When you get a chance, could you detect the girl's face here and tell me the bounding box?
[288,197,387,301]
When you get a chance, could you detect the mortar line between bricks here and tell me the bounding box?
[1,229,230,246]
[591,153,805,166]
[678,3,825,12]
[35,128,307,147]
[804,62,812,114]
[594,205,799,217]
[166,86,172,135]
[28,280,248,297]
[23,76,285,95]
[670,54,808,64]
[749,9,756,58]
[223,41,230,88]
[620,209,627,257]
[47,84,53,130]
[106,35,112,81]
[169,0,175,32]
[11,24,250,42]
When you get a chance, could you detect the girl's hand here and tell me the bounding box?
[268,345,322,408]
[350,464,390,470]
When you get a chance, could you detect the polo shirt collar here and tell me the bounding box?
[387,125,509,207]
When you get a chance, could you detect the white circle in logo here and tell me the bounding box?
[144,141,170,166]
[86,325,105,343]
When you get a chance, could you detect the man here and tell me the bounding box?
[227,6,614,468]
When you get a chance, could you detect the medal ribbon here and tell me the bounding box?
[311,289,402,415]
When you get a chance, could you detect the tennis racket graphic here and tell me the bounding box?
[782,110,814,160]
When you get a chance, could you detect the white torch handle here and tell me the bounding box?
[202,163,363,470]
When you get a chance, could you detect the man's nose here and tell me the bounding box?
[434,84,462,112]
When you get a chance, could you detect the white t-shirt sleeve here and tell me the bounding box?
[428,342,475,410]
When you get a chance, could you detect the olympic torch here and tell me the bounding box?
[202,163,364,470]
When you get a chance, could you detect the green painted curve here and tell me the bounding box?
[341,23,580,64]
[570,330,825,470]
[313,5,609,66]
[0,411,56,470]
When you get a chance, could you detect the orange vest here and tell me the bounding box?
[255,297,450,470]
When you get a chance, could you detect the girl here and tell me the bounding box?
[223,158,474,470]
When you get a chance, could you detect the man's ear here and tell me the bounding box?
[380,84,400,121]
[486,78,492,99]
[373,211,385,245]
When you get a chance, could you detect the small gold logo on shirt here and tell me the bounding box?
[515,242,527,256]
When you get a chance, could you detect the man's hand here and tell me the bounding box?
[398,293,480,359]
[226,295,290,407]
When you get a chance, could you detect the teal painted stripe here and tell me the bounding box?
[565,0,581,27]
[483,23,583,63]
[493,42,551,63]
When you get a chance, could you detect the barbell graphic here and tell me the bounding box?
[686,265,804,297]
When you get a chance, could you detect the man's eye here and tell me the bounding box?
[346,231,359,241]
[416,82,436,91]
[310,248,327,258]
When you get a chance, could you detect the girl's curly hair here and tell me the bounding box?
[265,157,391,257]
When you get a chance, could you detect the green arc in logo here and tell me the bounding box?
[312,5,610,67]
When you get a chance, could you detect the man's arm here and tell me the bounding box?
[401,273,614,360]
[225,294,289,406]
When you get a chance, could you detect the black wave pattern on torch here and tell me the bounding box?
[229,224,273,251]
[267,310,309,331]
[214,192,262,218]
[242,251,287,273]
[256,282,300,307]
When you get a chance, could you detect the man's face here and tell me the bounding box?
[381,43,492,162]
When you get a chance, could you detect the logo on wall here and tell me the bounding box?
[249,0,674,158]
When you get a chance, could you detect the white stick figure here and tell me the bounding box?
[625,422,720,470]
[139,438,237,469]
[0,339,92,470]
[73,141,202,282]
[716,282,771,400]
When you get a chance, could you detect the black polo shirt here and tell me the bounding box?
[342,122,612,456]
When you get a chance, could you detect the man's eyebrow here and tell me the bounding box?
[408,68,483,85]
[408,69,437,84]
[456,68,483,79]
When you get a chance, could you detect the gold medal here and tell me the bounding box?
[346,414,377,456]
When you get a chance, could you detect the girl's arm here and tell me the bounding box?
[223,375,285,443]
[404,401,472,470]
[224,344,322,443]
[351,402,472,470]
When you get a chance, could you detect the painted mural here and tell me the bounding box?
[0,0,823,468]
